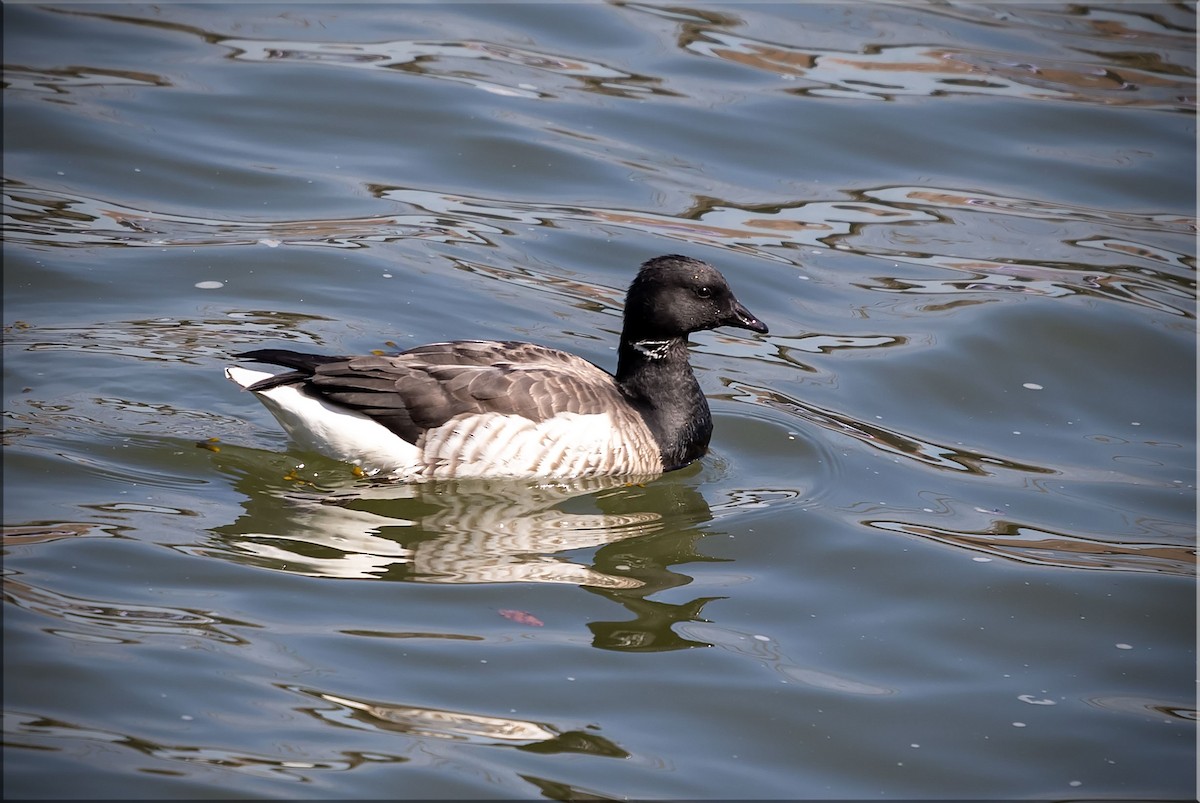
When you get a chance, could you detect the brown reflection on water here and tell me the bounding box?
[1085,693,1197,723]
[2,521,124,547]
[4,312,332,365]
[290,684,628,758]
[11,177,1190,324]
[726,379,1055,477]
[850,186,1196,318]
[2,180,476,250]
[3,570,255,645]
[4,64,171,96]
[222,36,678,101]
[47,1,1194,109]
[860,266,1195,319]
[864,517,1195,577]
[674,7,1194,110]
[867,186,1196,236]
[374,186,941,260]
[5,709,404,780]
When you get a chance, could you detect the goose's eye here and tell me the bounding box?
[696,286,713,299]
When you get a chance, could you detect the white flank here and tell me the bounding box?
[225,366,663,481]
[225,365,421,474]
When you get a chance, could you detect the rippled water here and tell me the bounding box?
[3,3,1196,800]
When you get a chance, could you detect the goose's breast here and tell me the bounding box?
[416,410,663,480]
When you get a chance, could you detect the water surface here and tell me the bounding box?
[3,3,1195,800]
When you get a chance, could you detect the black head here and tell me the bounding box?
[622,255,768,340]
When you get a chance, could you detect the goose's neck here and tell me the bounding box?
[616,336,713,471]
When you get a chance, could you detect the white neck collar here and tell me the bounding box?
[631,339,673,360]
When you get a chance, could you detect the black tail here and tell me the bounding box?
[235,349,347,392]
[236,349,346,373]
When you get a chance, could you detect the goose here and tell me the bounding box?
[224,254,768,481]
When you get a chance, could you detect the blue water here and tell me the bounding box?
[3,3,1195,799]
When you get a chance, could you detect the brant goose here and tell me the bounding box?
[224,255,768,481]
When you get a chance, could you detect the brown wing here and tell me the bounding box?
[298,341,633,445]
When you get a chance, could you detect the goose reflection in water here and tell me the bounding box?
[217,477,657,587]
[290,685,629,757]
[206,451,711,580]
[206,447,738,651]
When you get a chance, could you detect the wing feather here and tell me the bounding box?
[278,342,631,445]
